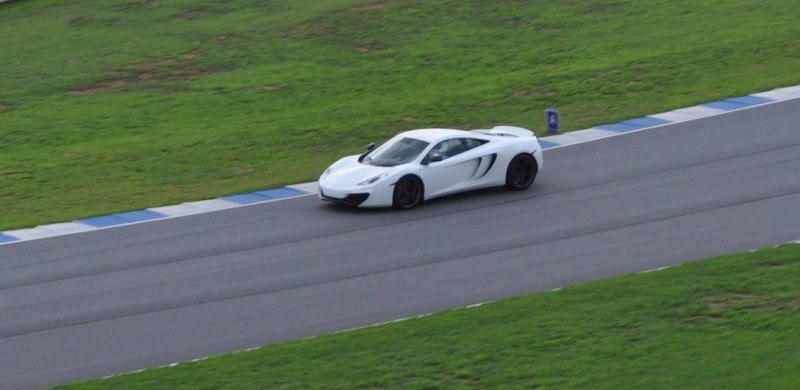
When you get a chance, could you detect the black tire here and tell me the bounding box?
[392,175,424,210]
[505,153,537,190]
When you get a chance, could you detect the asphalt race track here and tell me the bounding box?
[2,99,799,389]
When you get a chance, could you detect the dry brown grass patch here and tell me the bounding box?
[68,50,220,94]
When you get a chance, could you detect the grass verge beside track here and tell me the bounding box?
[58,243,800,389]
[2,0,800,229]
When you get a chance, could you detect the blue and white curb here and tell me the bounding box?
[0,184,315,245]
[1,84,799,246]
[539,85,800,150]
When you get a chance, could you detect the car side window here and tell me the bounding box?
[430,138,488,161]
[430,139,466,161]
[464,138,488,150]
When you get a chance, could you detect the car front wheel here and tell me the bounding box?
[392,175,423,209]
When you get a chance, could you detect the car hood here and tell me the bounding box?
[324,156,397,186]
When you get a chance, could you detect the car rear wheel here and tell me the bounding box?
[505,153,537,190]
[392,175,423,210]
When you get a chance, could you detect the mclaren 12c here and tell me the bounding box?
[318,126,543,209]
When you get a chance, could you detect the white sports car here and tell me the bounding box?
[318,126,543,209]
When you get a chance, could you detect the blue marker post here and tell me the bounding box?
[546,108,560,134]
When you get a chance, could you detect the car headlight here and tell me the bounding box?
[358,174,388,186]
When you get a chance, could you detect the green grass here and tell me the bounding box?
[2,0,800,229]
[57,243,800,388]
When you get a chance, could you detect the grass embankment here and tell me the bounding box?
[2,0,800,229]
[58,243,800,388]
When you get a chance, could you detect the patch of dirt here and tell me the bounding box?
[747,305,780,313]
[535,23,560,32]
[356,44,385,53]
[70,79,131,95]
[0,104,7,111]
[66,15,95,27]
[579,2,626,15]
[234,166,257,176]
[705,293,768,312]
[109,0,157,12]
[245,85,281,93]
[347,2,389,12]
[69,50,219,95]
[171,1,230,20]
[708,302,727,311]
[763,265,789,270]
[285,23,328,35]
[512,88,556,100]
[181,50,202,60]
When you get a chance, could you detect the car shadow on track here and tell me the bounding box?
[317,186,527,215]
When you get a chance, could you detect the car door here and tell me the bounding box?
[421,138,481,198]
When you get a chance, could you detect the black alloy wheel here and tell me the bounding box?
[505,153,537,190]
[392,175,423,209]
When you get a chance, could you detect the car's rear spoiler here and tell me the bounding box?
[472,126,535,138]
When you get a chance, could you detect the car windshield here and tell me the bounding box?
[364,137,429,167]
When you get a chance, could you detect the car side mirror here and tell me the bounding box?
[429,153,443,163]
[359,143,376,163]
